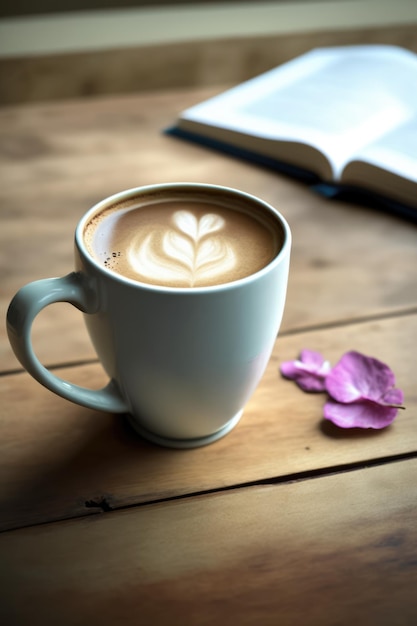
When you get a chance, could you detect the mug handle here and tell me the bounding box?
[6,272,128,413]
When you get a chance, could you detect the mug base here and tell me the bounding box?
[126,410,243,449]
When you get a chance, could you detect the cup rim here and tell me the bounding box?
[75,182,291,294]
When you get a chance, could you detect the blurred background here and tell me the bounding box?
[1,1,417,105]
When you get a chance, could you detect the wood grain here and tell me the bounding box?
[1,89,417,371]
[1,458,416,626]
[1,313,415,531]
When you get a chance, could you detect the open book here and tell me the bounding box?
[167,45,417,216]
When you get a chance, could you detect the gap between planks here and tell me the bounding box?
[2,450,416,535]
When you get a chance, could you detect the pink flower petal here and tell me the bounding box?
[281,348,404,429]
[299,349,327,368]
[323,399,400,429]
[381,387,404,407]
[280,349,331,392]
[325,351,396,404]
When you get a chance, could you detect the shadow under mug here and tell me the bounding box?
[7,183,291,448]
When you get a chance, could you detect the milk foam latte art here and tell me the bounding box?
[85,196,281,288]
[129,210,235,287]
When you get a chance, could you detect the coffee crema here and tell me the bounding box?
[84,192,282,288]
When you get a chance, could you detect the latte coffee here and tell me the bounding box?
[8,182,291,447]
[84,188,283,288]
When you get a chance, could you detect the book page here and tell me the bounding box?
[345,115,417,182]
[181,45,417,180]
[340,115,417,207]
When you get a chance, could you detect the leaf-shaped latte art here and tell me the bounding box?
[163,231,195,270]
[194,239,236,282]
[173,211,198,240]
[128,210,236,286]
[174,211,225,240]
[129,233,192,283]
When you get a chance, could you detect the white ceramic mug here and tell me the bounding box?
[7,183,291,448]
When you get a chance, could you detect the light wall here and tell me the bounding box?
[0,1,416,105]
[1,1,416,57]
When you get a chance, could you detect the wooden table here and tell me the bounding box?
[0,87,416,626]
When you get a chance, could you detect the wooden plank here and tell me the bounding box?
[1,90,417,370]
[0,459,416,626]
[1,313,416,531]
